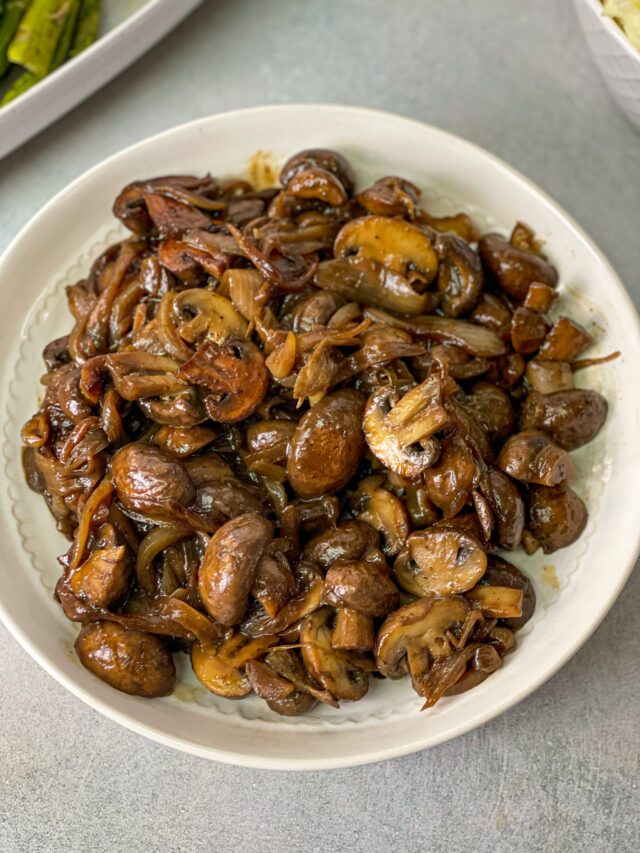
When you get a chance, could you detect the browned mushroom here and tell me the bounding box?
[424,435,477,518]
[480,556,536,630]
[479,233,558,300]
[245,659,318,716]
[280,149,355,195]
[287,390,365,498]
[356,176,420,218]
[519,389,607,450]
[497,431,574,486]
[527,484,588,553]
[465,585,523,619]
[510,307,549,354]
[191,633,277,698]
[363,377,448,478]
[287,167,348,206]
[198,513,273,625]
[69,525,130,608]
[111,443,196,522]
[463,382,515,443]
[375,596,471,691]
[525,360,574,394]
[177,338,269,423]
[394,527,487,596]
[355,484,410,557]
[300,608,369,701]
[324,560,399,616]
[434,232,483,317]
[480,469,525,551]
[537,317,593,362]
[75,621,175,697]
[302,520,379,568]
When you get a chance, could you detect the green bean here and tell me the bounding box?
[8,0,71,77]
[1,0,78,105]
[0,0,30,76]
[68,0,98,58]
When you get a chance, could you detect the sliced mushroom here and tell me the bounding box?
[177,338,269,423]
[480,556,536,630]
[75,621,175,698]
[479,233,558,300]
[356,486,410,557]
[288,290,344,333]
[245,659,317,716]
[152,424,217,458]
[191,633,277,698]
[425,642,503,706]
[355,176,420,218]
[375,596,471,682]
[315,257,435,315]
[241,562,325,637]
[471,293,512,341]
[527,484,588,553]
[497,430,573,486]
[280,149,355,195]
[300,608,369,701]
[424,435,477,518]
[198,513,273,626]
[363,377,449,478]
[251,552,297,618]
[480,468,525,551]
[69,526,130,609]
[266,648,338,707]
[334,216,438,283]
[394,527,487,596]
[465,585,523,619]
[287,167,348,206]
[170,289,247,345]
[287,390,365,498]
[519,389,607,450]
[434,232,483,317]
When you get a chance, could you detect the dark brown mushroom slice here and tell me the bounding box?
[363,377,449,479]
[355,484,411,557]
[191,633,277,699]
[246,419,297,464]
[266,648,338,708]
[198,513,273,626]
[470,293,512,341]
[479,233,558,301]
[177,338,269,424]
[375,596,471,683]
[250,552,297,618]
[527,484,588,554]
[510,307,549,355]
[69,528,130,609]
[537,317,593,362]
[75,621,175,698]
[465,585,523,619]
[42,335,71,372]
[483,352,526,390]
[323,559,400,617]
[300,608,369,702]
[480,556,536,630]
[302,520,379,569]
[113,175,219,235]
[245,660,317,716]
[280,148,355,195]
[111,443,196,521]
[157,238,225,284]
[424,434,477,518]
[519,389,607,450]
[137,389,208,428]
[434,232,483,317]
[288,290,344,333]
[287,389,365,498]
[152,424,217,458]
[525,360,574,395]
[194,479,264,521]
[480,468,525,551]
[497,431,573,486]
[287,167,348,206]
[436,643,503,703]
[355,176,420,218]
[394,527,487,597]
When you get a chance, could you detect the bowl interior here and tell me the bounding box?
[1,105,639,769]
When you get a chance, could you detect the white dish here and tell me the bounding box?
[574,0,640,132]
[0,0,203,159]
[1,105,639,770]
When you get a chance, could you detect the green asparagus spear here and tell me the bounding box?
[0,0,30,76]
[1,0,77,105]
[8,0,71,77]
[68,0,98,58]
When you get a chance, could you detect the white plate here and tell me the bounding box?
[1,105,639,770]
[0,0,203,159]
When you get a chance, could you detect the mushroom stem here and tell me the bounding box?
[332,608,375,652]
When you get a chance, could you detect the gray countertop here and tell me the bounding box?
[1,1,639,851]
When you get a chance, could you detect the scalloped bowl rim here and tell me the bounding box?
[0,105,639,770]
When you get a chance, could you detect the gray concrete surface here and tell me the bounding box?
[1,1,639,851]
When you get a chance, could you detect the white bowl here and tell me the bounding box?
[575,0,640,131]
[1,105,639,770]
